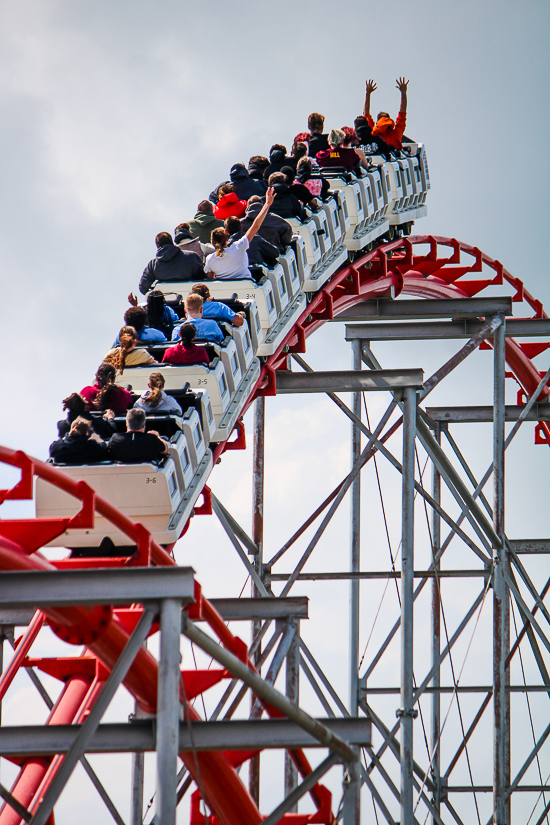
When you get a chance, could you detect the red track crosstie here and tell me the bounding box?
[0,236,548,825]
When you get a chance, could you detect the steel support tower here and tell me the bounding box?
[0,236,549,825]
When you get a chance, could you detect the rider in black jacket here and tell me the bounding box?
[241,198,293,252]
[139,232,204,294]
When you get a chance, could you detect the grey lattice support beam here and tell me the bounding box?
[344,317,550,341]
[331,296,513,322]
[276,368,424,394]
[0,718,371,756]
[425,405,550,424]
[156,598,181,825]
[0,567,195,609]
[492,316,508,825]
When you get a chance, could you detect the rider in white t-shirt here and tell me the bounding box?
[204,187,275,281]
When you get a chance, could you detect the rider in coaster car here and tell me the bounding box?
[204,187,276,281]
[104,327,158,374]
[213,185,247,220]
[362,77,409,151]
[134,372,183,415]
[112,307,167,345]
[280,165,320,211]
[171,294,224,343]
[316,129,372,174]
[186,201,224,244]
[56,392,116,440]
[289,140,308,171]
[267,173,306,221]
[126,290,180,339]
[80,363,133,415]
[306,113,329,159]
[174,223,214,262]
[248,155,269,181]
[353,116,393,161]
[225,216,280,268]
[263,145,293,181]
[108,408,169,464]
[139,232,204,295]
[162,323,211,367]
[49,416,110,465]
[294,158,331,201]
[229,163,268,200]
[209,162,268,205]
[241,196,293,253]
[190,283,245,327]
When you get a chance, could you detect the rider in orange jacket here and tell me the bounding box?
[363,77,409,150]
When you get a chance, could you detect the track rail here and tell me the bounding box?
[255,236,549,414]
[1,234,549,825]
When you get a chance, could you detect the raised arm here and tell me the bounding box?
[396,77,409,113]
[363,79,377,118]
[245,187,276,244]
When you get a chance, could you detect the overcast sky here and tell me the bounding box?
[1,1,549,822]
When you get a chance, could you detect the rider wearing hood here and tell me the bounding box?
[229,163,267,200]
[214,185,248,220]
[266,172,306,221]
[187,201,224,244]
[209,163,267,204]
[363,77,409,150]
[139,232,204,294]
[263,145,292,180]
[241,197,293,252]
[174,223,214,261]
[248,155,269,181]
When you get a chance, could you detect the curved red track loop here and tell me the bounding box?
[238,236,549,442]
[1,235,549,825]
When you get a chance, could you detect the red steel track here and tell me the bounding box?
[0,236,548,825]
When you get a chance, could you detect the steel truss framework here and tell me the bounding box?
[0,236,549,825]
